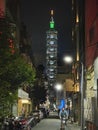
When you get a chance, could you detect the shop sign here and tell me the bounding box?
[18,89,29,99]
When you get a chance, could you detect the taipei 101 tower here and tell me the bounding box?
[46,10,58,102]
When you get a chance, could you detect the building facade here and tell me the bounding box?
[71,0,85,125]
[84,0,98,129]
[0,0,34,117]
[46,10,58,104]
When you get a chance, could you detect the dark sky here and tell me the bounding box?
[20,0,72,66]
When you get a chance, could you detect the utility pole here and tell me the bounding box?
[80,62,84,130]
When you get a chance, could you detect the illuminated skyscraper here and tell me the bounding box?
[46,10,58,100]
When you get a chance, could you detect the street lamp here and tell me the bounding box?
[63,55,84,130]
[63,55,73,63]
[54,83,63,106]
[54,83,63,91]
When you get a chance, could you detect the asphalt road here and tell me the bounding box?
[31,118,72,130]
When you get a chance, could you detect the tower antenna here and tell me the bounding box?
[50,9,54,29]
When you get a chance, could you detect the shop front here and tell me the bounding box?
[18,88,32,117]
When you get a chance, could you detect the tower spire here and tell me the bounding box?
[50,10,55,29]
[51,10,53,15]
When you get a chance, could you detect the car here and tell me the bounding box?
[39,110,44,119]
[39,108,48,118]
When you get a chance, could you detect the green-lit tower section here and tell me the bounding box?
[46,10,58,102]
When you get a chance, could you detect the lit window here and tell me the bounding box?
[49,60,54,64]
[50,55,54,58]
[50,35,54,38]
[49,75,54,78]
[49,68,54,71]
[50,48,54,51]
[50,41,54,45]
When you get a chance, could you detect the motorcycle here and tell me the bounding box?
[60,116,66,130]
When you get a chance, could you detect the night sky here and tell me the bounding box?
[20,0,72,66]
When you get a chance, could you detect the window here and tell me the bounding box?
[49,60,54,65]
[49,48,54,51]
[50,34,54,38]
[50,41,54,45]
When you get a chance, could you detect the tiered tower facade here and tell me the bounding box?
[46,10,58,101]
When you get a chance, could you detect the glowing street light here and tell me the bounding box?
[54,83,63,106]
[54,83,63,91]
[63,55,73,63]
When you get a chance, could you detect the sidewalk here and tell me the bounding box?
[67,121,81,130]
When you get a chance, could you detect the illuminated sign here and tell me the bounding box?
[18,89,29,99]
[58,99,66,110]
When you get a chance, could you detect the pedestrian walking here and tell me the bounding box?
[58,109,60,116]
